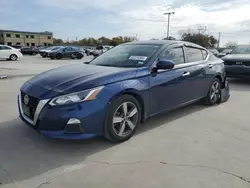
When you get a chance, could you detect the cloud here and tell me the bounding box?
[37,0,127,10]
[106,0,250,45]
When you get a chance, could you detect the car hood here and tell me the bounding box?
[222,54,250,61]
[27,63,138,94]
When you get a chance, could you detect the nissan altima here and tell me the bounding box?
[18,40,230,142]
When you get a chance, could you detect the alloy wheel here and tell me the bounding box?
[10,54,17,61]
[112,102,139,138]
[210,81,220,103]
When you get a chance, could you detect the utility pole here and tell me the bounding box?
[217,32,221,48]
[163,12,175,39]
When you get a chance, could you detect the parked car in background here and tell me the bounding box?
[222,45,250,78]
[21,47,39,55]
[85,47,96,56]
[11,45,23,49]
[48,46,84,60]
[218,48,233,58]
[18,40,229,142]
[39,46,62,58]
[92,45,113,57]
[209,48,219,57]
[0,45,23,61]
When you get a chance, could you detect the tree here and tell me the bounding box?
[224,41,238,48]
[53,38,64,45]
[180,31,218,48]
[53,36,136,46]
[163,36,176,40]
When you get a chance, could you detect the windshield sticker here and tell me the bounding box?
[129,56,148,61]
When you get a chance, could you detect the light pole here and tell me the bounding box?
[163,12,175,39]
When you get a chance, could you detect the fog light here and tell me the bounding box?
[67,118,81,125]
[64,118,84,134]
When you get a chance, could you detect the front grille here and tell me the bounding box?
[224,61,250,66]
[21,92,39,120]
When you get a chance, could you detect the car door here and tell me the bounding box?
[64,47,72,58]
[0,46,12,58]
[149,44,195,114]
[0,46,4,58]
[184,46,210,99]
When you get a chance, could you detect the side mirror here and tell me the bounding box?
[156,59,175,70]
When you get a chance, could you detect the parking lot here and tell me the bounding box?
[1,55,250,188]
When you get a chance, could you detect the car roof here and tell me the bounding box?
[236,45,250,47]
[123,40,205,49]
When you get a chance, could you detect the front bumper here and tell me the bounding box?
[18,94,107,139]
[225,65,250,78]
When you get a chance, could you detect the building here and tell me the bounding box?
[0,30,53,46]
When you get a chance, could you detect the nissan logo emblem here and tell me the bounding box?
[24,94,29,105]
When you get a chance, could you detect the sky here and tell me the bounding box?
[1,0,250,46]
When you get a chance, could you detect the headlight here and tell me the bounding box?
[49,86,104,106]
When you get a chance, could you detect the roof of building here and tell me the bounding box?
[0,30,53,35]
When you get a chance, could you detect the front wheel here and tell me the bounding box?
[104,95,141,143]
[204,78,221,105]
[76,54,83,59]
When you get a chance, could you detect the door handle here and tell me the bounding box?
[208,64,213,68]
[182,72,190,77]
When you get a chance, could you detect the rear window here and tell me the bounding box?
[186,47,203,62]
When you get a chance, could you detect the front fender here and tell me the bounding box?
[101,77,150,121]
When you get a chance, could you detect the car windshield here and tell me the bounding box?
[230,46,250,54]
[52,47,62,51]
[90,44,161,68]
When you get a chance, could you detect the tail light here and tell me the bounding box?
[19,50,22,54]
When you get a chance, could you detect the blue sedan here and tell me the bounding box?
[18,40,230,142]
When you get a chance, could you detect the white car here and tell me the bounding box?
[93,45,114,57]
[0,45,23,61]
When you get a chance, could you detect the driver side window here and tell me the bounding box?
[160,47,185,65]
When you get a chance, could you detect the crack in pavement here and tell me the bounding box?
[3,169,17,188]
[36,181,50,188]
[7,160,250,188]
[90,161,250,184]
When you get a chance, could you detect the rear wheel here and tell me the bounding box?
[9,54,18,61]
[104,95,141,142]
[56,53,63,60]
[204,78,221,105]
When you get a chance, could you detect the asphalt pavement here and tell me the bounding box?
[1,55,250,188]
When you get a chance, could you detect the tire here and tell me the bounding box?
[56,54,63,60]
[104,95,141,143]
[9,54,18,61]
[76,54,83,59]
[204,78,221,105]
